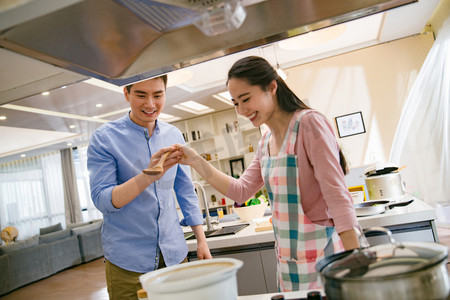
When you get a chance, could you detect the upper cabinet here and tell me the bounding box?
[172,109,261,201]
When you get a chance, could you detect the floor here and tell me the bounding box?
[2,226,450,300]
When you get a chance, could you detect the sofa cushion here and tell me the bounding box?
[39,229,71,244]
[39,223,62,235]
[71,221,102,236]
[0,235,39,254]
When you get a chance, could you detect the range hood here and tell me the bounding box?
[0,0,416,86]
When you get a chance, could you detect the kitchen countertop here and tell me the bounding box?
[237,289,325,300]
[186,195,436,252]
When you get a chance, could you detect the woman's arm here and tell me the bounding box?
[175,144,231,195]
[338,229,360,250]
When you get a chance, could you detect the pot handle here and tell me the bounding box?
[354,226,396,249]
[362,227,396,245]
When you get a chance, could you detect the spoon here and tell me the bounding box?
[143,151,172,175]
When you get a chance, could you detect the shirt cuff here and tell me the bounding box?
[179,213,203,227]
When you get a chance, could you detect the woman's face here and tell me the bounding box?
[228,78,277,127]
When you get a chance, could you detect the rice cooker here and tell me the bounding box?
[364,163,405,200]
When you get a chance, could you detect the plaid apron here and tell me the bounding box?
[260,110,343,292]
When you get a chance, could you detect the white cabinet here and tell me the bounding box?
[172,109,262,208]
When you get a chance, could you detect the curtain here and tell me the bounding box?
[61,148,83,224]
[73,145,102,221]
[390,18,450,214]
[0,152,66,240]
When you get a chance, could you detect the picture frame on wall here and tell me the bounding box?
[335,111,366,138]
[229,158,245,179]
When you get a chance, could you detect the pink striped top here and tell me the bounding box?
[226,110,359,234]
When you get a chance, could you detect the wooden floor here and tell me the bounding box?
[2,226,450,300]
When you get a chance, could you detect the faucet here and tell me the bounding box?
[193,181,214,231]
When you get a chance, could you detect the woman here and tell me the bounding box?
[175,56,360,291]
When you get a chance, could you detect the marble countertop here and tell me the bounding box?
[186,195,435,252]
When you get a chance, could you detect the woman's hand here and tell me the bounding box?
[173,144,202,167]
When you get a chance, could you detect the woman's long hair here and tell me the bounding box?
[227,56,348,174]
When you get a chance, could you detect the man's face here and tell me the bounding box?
[124,78,166,128]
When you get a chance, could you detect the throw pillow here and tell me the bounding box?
[39,229,71,244]
[71,221,103,236]
[39,223,63,235]
[0,235,39,254]
[66,221,91,230]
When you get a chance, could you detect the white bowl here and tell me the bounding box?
[232,202,268,223]
[139,258,243,300]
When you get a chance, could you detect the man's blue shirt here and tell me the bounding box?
[87,113,202,273]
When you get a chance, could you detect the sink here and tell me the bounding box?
[184,223,249,240]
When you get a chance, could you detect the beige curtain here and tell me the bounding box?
[61,148,82,224]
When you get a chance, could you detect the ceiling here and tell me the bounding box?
[0,0,443,164]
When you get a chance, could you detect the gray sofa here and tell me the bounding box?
[0,219,103,296]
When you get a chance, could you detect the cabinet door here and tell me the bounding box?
[213,251,267,296]
[260,248,278,293]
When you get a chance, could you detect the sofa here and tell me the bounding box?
[0,219,104,296]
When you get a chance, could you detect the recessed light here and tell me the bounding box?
[159,113,181,122]
[173,101,215,115]
[67,143,73,146]
[96,103,103,108]
[213,91,234,106]
[69,125,76,129]
[42,91,50,96]
[0,115,6,120]
[20,154,26,158]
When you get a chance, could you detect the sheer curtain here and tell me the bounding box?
[0,152,66,240]
[74,145,102,221]
[390,18,450,216]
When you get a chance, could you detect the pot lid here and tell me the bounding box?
[364,162,399,177]
[318,241,448,280]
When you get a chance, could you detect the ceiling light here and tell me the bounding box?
[96,103,103,108]
[67,143,73,146]
[276,67,287,80]
[158,113,181,123]
[213,91,234,106]
[84,78,123,93]
[0,116,6,120]
[69,125,76,129]
[173,101,215,115]
[167,69,194,87]
[42,91,49,96]
[20,154,26,158]
[278,23,347,50]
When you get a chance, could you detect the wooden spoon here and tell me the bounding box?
[143,151,172,175]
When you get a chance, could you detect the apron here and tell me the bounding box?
[260,110,343,292]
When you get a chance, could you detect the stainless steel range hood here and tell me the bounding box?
[0,0,416,86]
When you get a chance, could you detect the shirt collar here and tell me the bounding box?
[125,112,160,136]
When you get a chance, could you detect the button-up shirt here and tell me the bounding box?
[87,113,202,273]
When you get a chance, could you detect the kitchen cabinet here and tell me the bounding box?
[188,242,277,296]
[172,109,261,207]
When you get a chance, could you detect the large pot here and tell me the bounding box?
[139,258,242,300]
[316,227,450,300]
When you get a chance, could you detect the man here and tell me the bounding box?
[87,75,211,300]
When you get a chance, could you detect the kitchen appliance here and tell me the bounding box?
[364,163,405,200]
[139,258,243,300]
[316,227,450,300]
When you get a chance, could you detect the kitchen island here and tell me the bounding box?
[185,196,438,296]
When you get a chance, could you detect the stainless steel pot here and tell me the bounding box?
[316,227,450,300]
[365,172,405,200]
